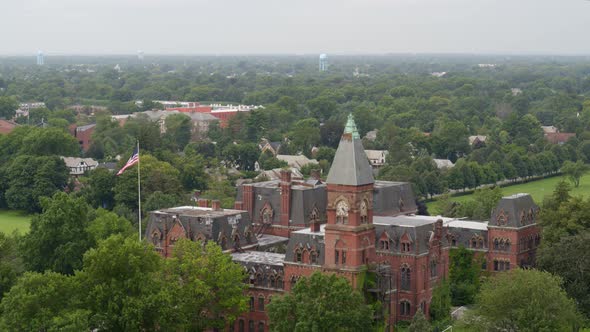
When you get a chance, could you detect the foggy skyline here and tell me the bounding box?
[2,0,590,56]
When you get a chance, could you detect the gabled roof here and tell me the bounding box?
[326,114,374,186]
[276,154,317,169]
[490,193,539,228]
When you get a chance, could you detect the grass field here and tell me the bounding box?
[0,209,31,234]
[426,174,590,212]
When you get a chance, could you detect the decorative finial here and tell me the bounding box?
[344,113,360,140]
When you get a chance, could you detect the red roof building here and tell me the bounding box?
[0,119,17,135]
[544,132,575,144]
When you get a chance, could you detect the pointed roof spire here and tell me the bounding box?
[326,114,374,186]
[344,113,360,140]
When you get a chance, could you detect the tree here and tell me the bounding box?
[561,160,589,188]
[86,209,134,245]
[0,271,84,332]
[267,272,374,332]
[163,113,192,152]
[162,239,247,331]
[223,143,260,171]
[290,118,321,156]
[20,127,80,157]
[0,96,18,119]
[81,167,116,209]
[77,235,164,331]
[20,192,91,274]
[114,154,182,210]
[449,247,480,305]
[538,231,590,318]
[431,120,469,160]
[429,279,451,324]
[408,309,431,332]
[470,269,583,331]
[5,155,69,212]
[0,232,23,301]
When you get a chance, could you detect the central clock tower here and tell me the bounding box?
[324,114,376,278]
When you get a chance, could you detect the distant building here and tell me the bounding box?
[259,138,282,156]
[276,154,318,170]
[433,159,454,169]
[511,88,523,96]
[431,72,447,77]
[60,157,98,176]
[0,119,18,135]
[545,132,576,145]
[319,54,328,72]
[541,125,558,134]
[255,167,304,182]
[364,129,378,142]
[69,123,96,152]
[112,110,218,139]
[365,150,388,168]
[469,135,487,148]
[137,50,144,61]
[36,51,44,65]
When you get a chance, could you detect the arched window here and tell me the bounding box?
[295,248,302,263]
[400,300,411,316]
[360,200,368,224]
[238,320,245,332]
[401,265,411,290]
[401,242,411,253]
[380,239,390,250]
[493,238,499,250]
[261,207,273,224]
[310,250,318,264]
[336,200,349,224]
[151,230,161,247]
[258,322,265,332]
[309,206,320,224]
[258,296,265,311]
[430,260,438,278]
[249,297,255,311]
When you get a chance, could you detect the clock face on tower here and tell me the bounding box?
[336,200,349,216]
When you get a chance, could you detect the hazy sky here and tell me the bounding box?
[2,0,590,55]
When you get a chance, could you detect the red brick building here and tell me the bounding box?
[146,114,541,331]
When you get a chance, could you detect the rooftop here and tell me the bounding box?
[156,206,245,218]
[374,215,452,227]
[292,224,327,236]
[231,251,286,266]
[256,234,289,247]
[444,219,488,231]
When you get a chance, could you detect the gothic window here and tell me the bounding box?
[472,237,478,249]
[261,205,273,224]
[249,297,255,311]
[336,200,349,224]
[380,239,390,250]
[310,251,318,264]
[295,248,302,263]
[335,250,340,264]
[342,251,347,264]
[360,200,368,224]
[258,297,265,311]
[151,230,161,247]
[478,237,484,248]
[290,275,298,288]
[277,276,284,289]
[238,320,245,332]
[400,300,411,316]
[430,260,438,278]
[497,210,508,226]
[249,320,254,332]
[258,322,265,332]
[401,265,411,290]
[451,236,457,247]
[309,206,320,224]
[493,238,499,250]
[401,242,411,253]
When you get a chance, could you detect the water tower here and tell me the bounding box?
[319,53,328,72]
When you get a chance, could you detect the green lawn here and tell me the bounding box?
[0,209,31,234]
[426,174,590,212]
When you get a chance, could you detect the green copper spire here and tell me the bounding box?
[344,113,360,139]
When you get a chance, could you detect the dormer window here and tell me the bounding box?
[336,200,349,224]
[401,242,411,253]
[380,239,390,250]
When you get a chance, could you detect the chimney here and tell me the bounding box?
[211,200,222,211]
[310,169,321,181]
[311,219,320,232]
[197,199,209,208]
[280,169,292,226]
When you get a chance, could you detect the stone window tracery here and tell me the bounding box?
[151,230,162,247]
[401,264,411,290]
[360,200,368,224]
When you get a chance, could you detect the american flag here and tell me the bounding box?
[116,147,139,176]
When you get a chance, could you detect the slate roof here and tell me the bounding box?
[326,115,374,186]
[490,194,539,228]
[276,154,318,169]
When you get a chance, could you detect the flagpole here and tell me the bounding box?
[137,140,142,242]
